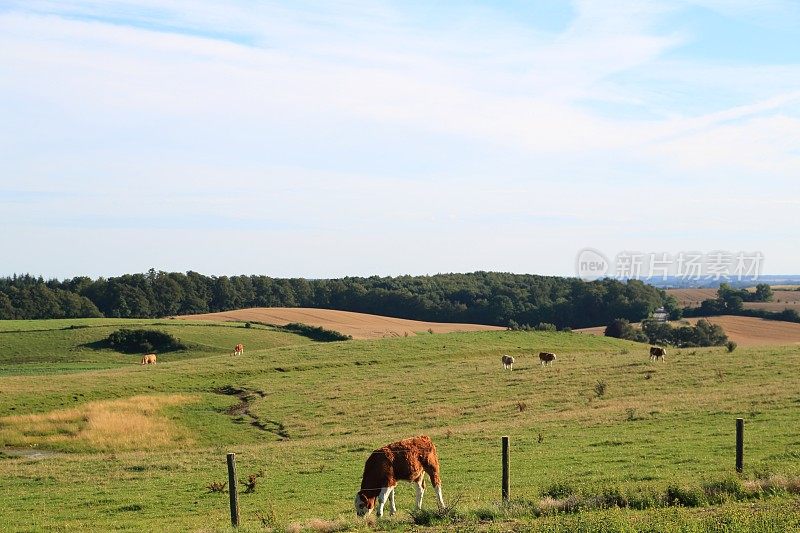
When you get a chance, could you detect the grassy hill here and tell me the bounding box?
[0,318,312,375]
[1,319,799,531]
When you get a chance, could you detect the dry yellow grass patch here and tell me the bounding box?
[0,394,197,451]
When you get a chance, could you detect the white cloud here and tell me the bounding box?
[1,0,799,276]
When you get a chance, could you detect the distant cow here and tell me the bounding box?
[539,352,556,365]
[649,346,666,361]
[233,343,244,356]
[501,354,515,370]
[141,353,157,365]
[355,435,445,518]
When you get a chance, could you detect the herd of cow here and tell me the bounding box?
[137,337,667,517]
[501,346,666,371]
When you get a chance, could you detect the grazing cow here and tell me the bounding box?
[233,343,244,356]
[355,435,445,518]
[501,354,515,370]
[539,352,556,365]
[141,353,157,365]
[649,346,666,361]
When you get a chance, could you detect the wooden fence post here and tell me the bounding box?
[501,436,510,502]
[227,453,240,527]
[736,418,744,473]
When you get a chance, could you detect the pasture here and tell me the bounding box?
[0,319,799,531]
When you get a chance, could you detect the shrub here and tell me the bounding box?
[106,328,186,354]
[726,340,738,353]
[535,322,557,332]
[280,323,351,342]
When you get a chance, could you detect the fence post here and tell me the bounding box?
[227,453,240,527]
[736,418,744,473]
[501,436,510,502]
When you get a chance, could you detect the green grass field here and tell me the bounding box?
[0,319,799,531]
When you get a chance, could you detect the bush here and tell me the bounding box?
[106,328,186,354]
[605,318,648,343]
[535,322,557,332]
[726,340,738,353]
[280,323,352,342]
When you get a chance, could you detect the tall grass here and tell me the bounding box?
[0,394,196,451]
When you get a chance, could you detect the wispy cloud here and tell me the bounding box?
[1,1,799,277]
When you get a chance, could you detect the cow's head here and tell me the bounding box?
[354,491,375,516]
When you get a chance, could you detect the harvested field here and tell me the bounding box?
[175,307,503,339]
[576,315,800,346]
[666,288,717,307]
[667,288,800,308]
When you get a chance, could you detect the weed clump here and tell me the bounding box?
[206,480,226,493]
[241,470,265,494]
[594,380,607,398]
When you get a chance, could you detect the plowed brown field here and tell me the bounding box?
[175,307,503,339]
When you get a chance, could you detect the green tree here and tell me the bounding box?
[754,283,773,302]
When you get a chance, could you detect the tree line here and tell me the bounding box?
[0,270,671,328]
[605,318,728,347]
[682,283,800,324]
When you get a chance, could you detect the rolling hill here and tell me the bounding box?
[576,315,800,346]
[174,307,504,339]
[667,287,800,313]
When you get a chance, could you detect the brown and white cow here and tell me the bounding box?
[233,343,244,356]
[649,346,666,361]
[539,352,556,365]
[501,354,515,370]
[141,353,157,365]
[355,435,445,518]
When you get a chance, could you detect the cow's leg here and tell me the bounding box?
[389,486,396,515]
[414,479,425,510]
[421,465,444,510]
[434,484,445,510]
[509,362,513,371]
[376,487,391,517]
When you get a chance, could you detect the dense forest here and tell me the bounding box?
[0,270,672,329]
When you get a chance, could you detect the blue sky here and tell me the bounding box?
[1,0,799,279]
